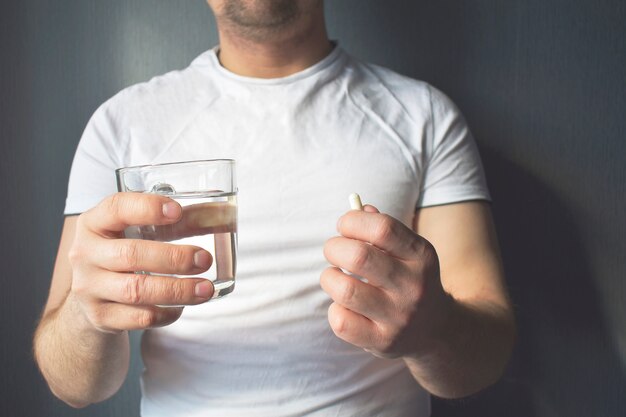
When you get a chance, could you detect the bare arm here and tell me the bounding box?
[34,216,130,408]
[321,201,515,398]
[33,194,215,407]
[405,201,515,397]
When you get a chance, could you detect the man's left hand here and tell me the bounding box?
[321,205,453,359]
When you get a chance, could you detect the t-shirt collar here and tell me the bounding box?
[206,41,346,86]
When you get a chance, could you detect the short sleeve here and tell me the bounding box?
[64,100,126,215]
[416,86,491,208]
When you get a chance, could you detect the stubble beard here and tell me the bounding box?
[220,0,312,42]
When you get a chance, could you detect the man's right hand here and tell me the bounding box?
[68,192,214,334]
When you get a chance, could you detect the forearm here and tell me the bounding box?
[404,296,516,399]
[33,293,130,408]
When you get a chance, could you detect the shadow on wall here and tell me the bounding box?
[431,148,626,417]
[330,0,626,415]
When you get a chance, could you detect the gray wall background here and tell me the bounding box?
[1,1,625,416]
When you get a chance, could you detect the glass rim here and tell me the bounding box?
[115,159,235,176]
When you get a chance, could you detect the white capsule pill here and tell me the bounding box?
[349,193,363,211]
[344,193,368,282]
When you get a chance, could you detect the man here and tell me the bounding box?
[34,1,515,416]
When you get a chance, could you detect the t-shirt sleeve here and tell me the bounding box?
[416,86,491,208]
[64,100,125,215]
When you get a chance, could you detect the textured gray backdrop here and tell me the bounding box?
[1,1,625,416]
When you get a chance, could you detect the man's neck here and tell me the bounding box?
[215,10,333,78]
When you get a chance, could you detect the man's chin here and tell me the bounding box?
[222,0,301,30]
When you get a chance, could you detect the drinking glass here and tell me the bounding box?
[116,159,237,300]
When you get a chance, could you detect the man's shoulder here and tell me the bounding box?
[99,50,215,123]
[343,54,447,121]
[344,53,423,92]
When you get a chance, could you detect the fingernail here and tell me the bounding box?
[162,201,181,219]
[195,281,213,298]
[193,250,211,269]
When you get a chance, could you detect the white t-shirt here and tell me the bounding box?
[65,45,490,417]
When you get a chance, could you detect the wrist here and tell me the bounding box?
[401,295,515,398]
[403,291,459,364]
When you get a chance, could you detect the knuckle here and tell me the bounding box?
[423,241,440,269]
[322,240,332,260]
[319,267,330,283]
[135,195,155,218]
[105,193,124,217]
[167,246,188,270]
[119,241,141,270]
[68,233,88,267]
[170,279,188,302]
[373,215,396,244]
[377,327,399,355]
[322,238,339,262]
[410,236,424,257]
[67,245,82,266]
[123,274,147,305]
[70,276,89,298]
[87,306,106,328]
[137,309,159,328]
[338,278,357,306]
[412,238,438,263]
[350,244,371,271]
[319,267,336,289]
[329,309,347,336]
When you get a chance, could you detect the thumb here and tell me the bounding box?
[363,204,380,214]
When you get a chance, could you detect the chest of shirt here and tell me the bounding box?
[125,94,422,229]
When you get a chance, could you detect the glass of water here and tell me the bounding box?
[116,159,237,300]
